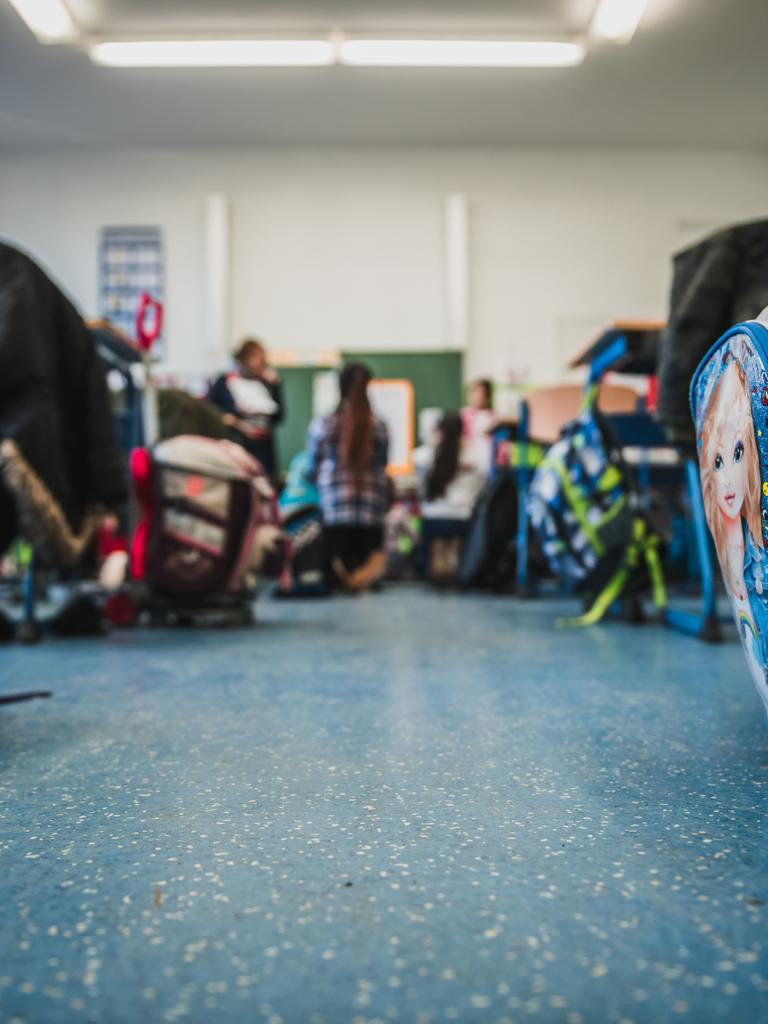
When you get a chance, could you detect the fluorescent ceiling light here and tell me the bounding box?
[339,39,585,67]
[591,0,649,43]
[89,39,336,68]
[6,0,76,42]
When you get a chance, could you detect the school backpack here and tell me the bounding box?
[275,453,327,597]
[690,313,768,717]
[276,506,328,597]
[528,387,665,626]
[130,435,284,599]
[384,500,421,581]
[456,474,520,591]
[278,452,320,519]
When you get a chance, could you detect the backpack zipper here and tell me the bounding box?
[689,320,768,421]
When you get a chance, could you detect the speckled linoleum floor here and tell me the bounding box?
[1,586,767,1024]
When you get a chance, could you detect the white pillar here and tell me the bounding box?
[204,193,231,371]
[444,192,469,351]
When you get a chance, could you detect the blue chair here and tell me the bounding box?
[571,324,723,641]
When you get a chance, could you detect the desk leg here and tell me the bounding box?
[664,458,722,642]
[516,402,531,596]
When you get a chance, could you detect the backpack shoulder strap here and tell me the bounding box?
[581,380,600,414]
[556,518,666,628]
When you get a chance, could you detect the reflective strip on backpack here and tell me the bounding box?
[643,528,666,610]
[548,457,605,557]
[556,562,630,628]
[556,518,666,628]
[581,381,600,413]
[594,492,627,532]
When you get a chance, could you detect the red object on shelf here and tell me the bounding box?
[646,375,659,412]
[136,292,163,352]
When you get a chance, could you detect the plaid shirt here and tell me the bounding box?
[305,415,389,526]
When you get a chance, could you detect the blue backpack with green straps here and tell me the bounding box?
[528,387,665,625]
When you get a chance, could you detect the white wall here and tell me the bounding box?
[1,146,767,387]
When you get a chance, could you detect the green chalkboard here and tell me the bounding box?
[274,366,318,473]
[273,351,465,472]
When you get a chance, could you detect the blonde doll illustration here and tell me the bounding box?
[700,353,768,713]
[700,356,763,603]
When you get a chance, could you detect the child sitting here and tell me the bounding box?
[413,412,490,581]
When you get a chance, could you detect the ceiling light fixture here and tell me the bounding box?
[590,0,649,43]
[339,39,585,67]
[6,0,76,42]
[89,39,336,68]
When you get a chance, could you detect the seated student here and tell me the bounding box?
[305,362,389,592]
[415,412,490,520]
[460,378,497,448]
[413,412,490,581]
[207,338,283,478]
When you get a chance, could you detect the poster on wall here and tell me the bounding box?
[368,379,415,476]
[99,226,164,355]
[313,371,340,418]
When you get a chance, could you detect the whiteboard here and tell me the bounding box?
[368,379,415,476]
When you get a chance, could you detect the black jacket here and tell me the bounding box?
[657,220,768,446]
[0,242,126,557]
[207,371,284,476]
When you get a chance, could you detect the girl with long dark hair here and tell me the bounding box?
[413,411,490,581]
[426,412,463,503]
[416,411,489,520]
[305,362,389,590]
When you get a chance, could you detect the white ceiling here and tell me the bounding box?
[65,0,598,35]
[1,0,767,152]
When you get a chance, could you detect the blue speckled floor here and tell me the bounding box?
[1,587,767,1024]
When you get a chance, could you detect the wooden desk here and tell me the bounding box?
[570,320,665,378]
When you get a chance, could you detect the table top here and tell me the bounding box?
[569,320,665,376]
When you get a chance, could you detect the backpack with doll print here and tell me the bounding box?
[690,314,768,717]
[528,384,666,626]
